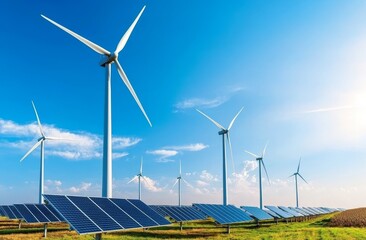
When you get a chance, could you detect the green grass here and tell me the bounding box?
[1,214,366,240]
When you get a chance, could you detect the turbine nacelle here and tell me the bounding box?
[218,129,228,135]
[99,53,118,67]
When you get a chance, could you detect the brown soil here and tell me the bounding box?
[329,208,366,227]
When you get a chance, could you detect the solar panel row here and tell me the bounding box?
[150,205,206,222]
[240,206,273,221]
[44,195,171,235]
[12,204,63,223]
[0,206,5,217]
[193,204,253,225]
[278,206,303,217]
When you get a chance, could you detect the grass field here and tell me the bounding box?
[1,213,366,240]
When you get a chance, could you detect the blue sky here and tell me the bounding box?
[1,0,366,208]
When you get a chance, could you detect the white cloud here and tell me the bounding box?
[301,105,354,114]
[126,176,162,192]
[146,149,178,162]
[0,118,140,161]
[175,97,227,110]
[165,143,209,152]
[199,170,219,182]
[196,180,209,187]
[69,182,92,193]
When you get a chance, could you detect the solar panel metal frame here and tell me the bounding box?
[278,206,304,217]
[152,205,206,222]
[265,206,294,218]
[44,194,171,235]
[240,206,273,221]
[193,204,253,225]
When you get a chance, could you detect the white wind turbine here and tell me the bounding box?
[127,157,150,200]
[245,143,270,209]
[196,107,243,206]
[42,6,151,198]
[171,159,191,206]
[289,158,308,208]
[20,101,65,204]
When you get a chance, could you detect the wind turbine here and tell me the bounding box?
[289,158,308,208]
[245,143,270,209]
[42,6,151,198]
[171,159,191,206]
[127,157,149,200]
[196,107,243,206]
[20,101,64,204]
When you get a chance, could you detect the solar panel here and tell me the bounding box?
[44,194,171,235]
[299,207,316,215]
[265,206,293,218]
[264,209,281,218]
[193,204,252,225]
[307,207,324,214]
[2,206,17,219]
[278,206,303,217]
[9,206,23,219]
[0,206,5,217]
[303,207,320,215]
[240,206,273,221]
[149,205,167,217]
[35,204,62,222]
[151,205,206,222]
[289,207,310,216]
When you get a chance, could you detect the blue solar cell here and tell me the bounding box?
[289,207,310,216]
[2,206,17,219]
[149,205,167,217]
[110,198,157,227]
[45,204,64,221]
[13,204,38,223]
[68,196,122,232]
[25,204,50,222]
[128,199,170,226]
[241,206,273,220]
[194,204,252,225]
[89,197,140,229]
[0,206,5,217]
[155,205,206,222]
[44,195,101,234]
[35,204,60,222]
[278,206,303,217]
[265,206,293,218]
[9,206,23,219]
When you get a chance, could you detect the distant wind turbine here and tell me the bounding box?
[196,107,243,206]
[20,101,65,204]
[245,143,270,209]
[172,159,191,206]
[42,6,151,198]
[127,157,151,200]
[289,157,308,208]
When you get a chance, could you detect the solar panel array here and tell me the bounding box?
[193,204,253,225]
[265,206,294,218]
[44,194,171,235]
[0,206,5,217]
[150,205,206,222]
[278,206,303,217]
[240,206,273,220]
[13,204,63,223]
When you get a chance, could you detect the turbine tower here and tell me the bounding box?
[245,143,270,209]
[20,101,64,204]
[42,6,151,198]
[196,107,243,205]
[172,159,190,206]
[289,158,308,208]
[127,157,148,200]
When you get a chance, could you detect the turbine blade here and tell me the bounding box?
[288,173,295,178]
[171,179,179,190]
[31,101,45,137]
[298,173,308,184]
[115,59,152,127]
[127,176,138,184]
[179,159,182,176]
[182,178,193,188]
[262,141,269,158]
[20,140,42,162]
[115,6,146,54]
[227,133,235,173]
[297,157,301,173]
[261,160,270,183]
[41,15,110,55]
[196,109,225,130]
[45,137,72,141]
[228,107,244,130]
[245,150,259,159]
[142,176,154,190]
[140,157,143,175]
